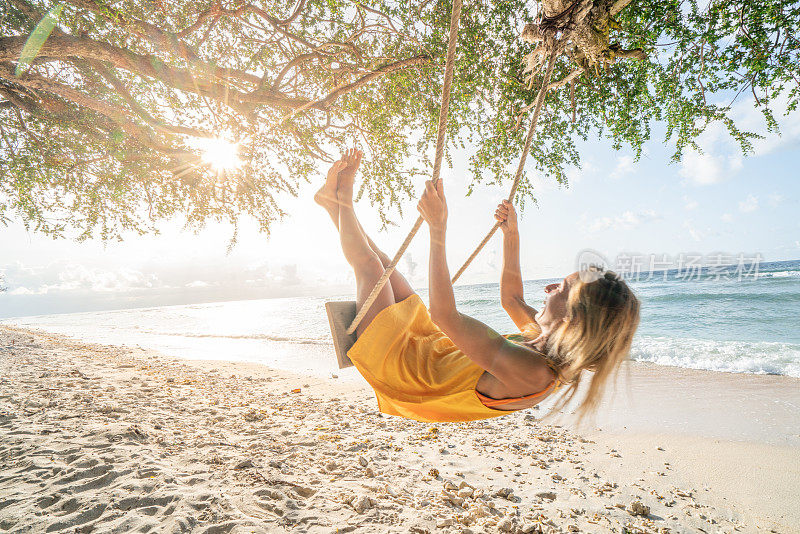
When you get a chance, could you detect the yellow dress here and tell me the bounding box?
[346,294,561,423]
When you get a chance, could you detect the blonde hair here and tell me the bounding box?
[541,268,640,425]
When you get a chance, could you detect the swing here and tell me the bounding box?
[325,0,561,369]
[325,300,357,368]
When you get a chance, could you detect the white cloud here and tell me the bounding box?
[679,90,800,185]
[767,193,784,207]
[721,213,734,223]
[683,220,705,242]
[9,287,34,295]
[530,160,595,192]
[734,92,800,157]
[403,252,420,282]
[586,209,660,233]
[678,134,741,185]
[0,259,312,296]
[610,155,635,179]
[50,264,157,293]
[738,195,759,213]
[0,261,152,295]
[566,159,597,185]
[683,195,699,210]
[279,264,301,286]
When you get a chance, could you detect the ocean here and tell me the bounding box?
[3,259,799,380]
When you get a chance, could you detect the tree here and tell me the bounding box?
[1,0,797,241]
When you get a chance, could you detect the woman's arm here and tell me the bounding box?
[418,183,553,394]
[495,201,539,332]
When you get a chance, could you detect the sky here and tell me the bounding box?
[1,92,798,319]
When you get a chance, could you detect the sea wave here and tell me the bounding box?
[630,336,800,377]
[457,298,499,308]
[142,331,331,346]
[759,270,800,278]
[643,292,800,303]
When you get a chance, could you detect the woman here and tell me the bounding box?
[315,148,640,423]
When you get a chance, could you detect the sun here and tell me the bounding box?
[196,137,242,171]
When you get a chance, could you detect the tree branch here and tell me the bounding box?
[0,33,262,113]
[8,0,42,22]
[547,68,584,90]
[0,83,122,146]
[0,63,182,154]
[13,0,260,90]
[609,0,633,17]
[277,0,309,26]
[88,61,214,138]
[177,5,220,38]
[612,47,646,60]
[233,5,318,50]
[315,54,431,108]
[270,52,320,91]
[63,1,200,61]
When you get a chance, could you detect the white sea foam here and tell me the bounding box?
[631,336,800,377]
[759,270,800,278]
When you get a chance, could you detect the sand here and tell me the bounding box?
[1,324,797,533]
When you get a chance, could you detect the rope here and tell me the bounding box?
[451,44,559,284]
[346,0,463,335]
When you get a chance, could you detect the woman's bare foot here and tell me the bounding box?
[314,158,345,219]
[336,148,363,204]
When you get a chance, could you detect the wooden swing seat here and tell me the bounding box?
[325,301,356,369]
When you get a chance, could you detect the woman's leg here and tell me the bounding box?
[329,149,398,337]
[362,235,416,303]
[336,193,396,337]
[315,152,416,303]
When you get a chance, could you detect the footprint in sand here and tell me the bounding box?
[115,494,178,513]
[54,463,113,486]
[34,494,61,510]
[254,489,284,501]
[45,502,106,532]
[255,500,286,517]
[135,466,161,478]
[54,497,82,516]
[71,458,100,469]
[291,486,316,498]
[71,467,131,494]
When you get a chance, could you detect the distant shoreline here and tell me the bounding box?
[3,258,799,320]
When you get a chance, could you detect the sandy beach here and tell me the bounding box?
[1,324,798,534]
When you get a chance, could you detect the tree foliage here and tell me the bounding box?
[0,0,797,240]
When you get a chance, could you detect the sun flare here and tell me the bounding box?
[196,138,242,171]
